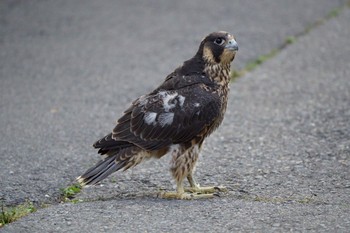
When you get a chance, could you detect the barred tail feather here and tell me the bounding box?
[77,153,127,186]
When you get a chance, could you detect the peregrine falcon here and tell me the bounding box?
[77,31,238,199]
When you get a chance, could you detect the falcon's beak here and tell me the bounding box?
[225,39,239,51]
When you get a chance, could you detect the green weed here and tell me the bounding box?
[60,184,82,201]
[0,202,36,227]
[326,7,341,19]
[285,36,296,45]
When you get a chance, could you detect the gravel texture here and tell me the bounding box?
[1,0,349,232]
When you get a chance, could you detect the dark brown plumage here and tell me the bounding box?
[77,31,238,199]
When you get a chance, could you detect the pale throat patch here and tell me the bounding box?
[203,46,215,64]
[220,49,235,65]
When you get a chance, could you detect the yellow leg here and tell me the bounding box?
[161,147,226,200]
[159,175,227,200]
[185,174,228,194]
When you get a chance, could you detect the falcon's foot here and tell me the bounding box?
[158,191,215,200]
[186,175,227,194]
[185,185,228,194]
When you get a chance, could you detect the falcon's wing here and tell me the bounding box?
[111,75,221,151]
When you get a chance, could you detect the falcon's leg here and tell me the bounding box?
[185,173,228,194]
[160,145,215,199]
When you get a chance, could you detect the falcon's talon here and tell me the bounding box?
[214,186,228,192]
[185,185,228,194]
[159,191,215,200]
[213,192,221,197]
[76,31,238,199]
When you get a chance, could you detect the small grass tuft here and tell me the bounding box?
[285,36,296,45]
[60,184,82,201]
[230,69,246,80]
[326,7,341,19]
[0,202,36,227]
[110,177,117,184]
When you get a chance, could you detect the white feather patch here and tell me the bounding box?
[159,91,179,112]
[144,112,157,125]
[178,95,185,108]
[158,112,174,127]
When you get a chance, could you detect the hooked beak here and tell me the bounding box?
[225,39,239,51]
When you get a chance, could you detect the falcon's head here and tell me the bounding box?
[197,31,238,65]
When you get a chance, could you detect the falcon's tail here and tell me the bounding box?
[77,147,140,186]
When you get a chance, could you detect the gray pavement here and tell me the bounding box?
[1,0,350,232]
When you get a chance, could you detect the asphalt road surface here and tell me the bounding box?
[1,0,349,232]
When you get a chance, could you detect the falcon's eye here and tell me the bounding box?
[214,38,225,46]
